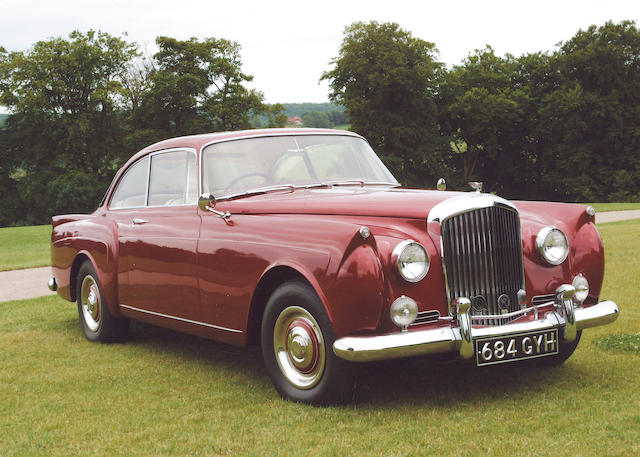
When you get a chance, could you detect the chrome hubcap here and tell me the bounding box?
[81,275,101,332]
[273,306,325,389]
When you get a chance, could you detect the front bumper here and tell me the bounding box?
[333,297,619,363]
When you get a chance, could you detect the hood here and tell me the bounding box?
[216,187,591,228]
[219,187,472,219]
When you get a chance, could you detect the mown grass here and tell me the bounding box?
[1,220,638,456]
[0,224,51,271]
[586,202,640,212]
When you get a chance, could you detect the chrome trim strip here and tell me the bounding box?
[333,299,618,362]
[532,294,556,306]
[410,310,441,326]
[120,304,243,333]
[471,302,553,321]
[427,193,518,223]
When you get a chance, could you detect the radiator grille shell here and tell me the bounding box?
[440,204,525,326]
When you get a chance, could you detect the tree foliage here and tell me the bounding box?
[0,31,138,224]
[1,20,639,227]
[302,111,332,128]
[131,36,286,148]
[322,21,450,185]
[0,32,285,226]
[325,20,639,201]
[538,20,640,201]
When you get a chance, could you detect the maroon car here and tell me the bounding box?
[49,128,619,404]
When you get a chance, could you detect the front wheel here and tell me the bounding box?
[76,261,128,343]
[261,281,355,405]
[539,330,582,366]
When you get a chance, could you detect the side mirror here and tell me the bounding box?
[436,178,446,191]
[198,193,230,219]
[198,192,216,212]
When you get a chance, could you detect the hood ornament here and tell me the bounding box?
[468,181,483,193]
[436,178,446,191]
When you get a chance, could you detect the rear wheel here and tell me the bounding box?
[76,261,128,343]
[261,281,355,405]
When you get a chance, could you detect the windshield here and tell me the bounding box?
[202,134,399,198]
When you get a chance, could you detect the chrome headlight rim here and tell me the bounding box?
[536,226,569,266]
[391,240,430,283]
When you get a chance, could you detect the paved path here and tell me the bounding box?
[0,266,56,302]
[596,209,640,223]
[1,209,638,303]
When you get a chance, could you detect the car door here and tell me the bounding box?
[110,148,202,322]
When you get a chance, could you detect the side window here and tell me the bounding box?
[109,158,148,209]
[148,150,197,206]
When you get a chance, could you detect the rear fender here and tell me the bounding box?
[52,216,120,316]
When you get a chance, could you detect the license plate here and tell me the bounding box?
[475,329,559,366]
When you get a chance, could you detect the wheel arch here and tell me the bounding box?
[246,265,317,346]
[70,252,93,302]
[70,251,120,316]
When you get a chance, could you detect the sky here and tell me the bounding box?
[0,0,639,106]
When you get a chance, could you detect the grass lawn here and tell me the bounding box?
[0,224,51,271]
[1,220,638,456]
[586,202,640,212]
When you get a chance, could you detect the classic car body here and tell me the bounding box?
[50,128,619,404]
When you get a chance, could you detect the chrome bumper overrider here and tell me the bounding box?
[333,298,619,363]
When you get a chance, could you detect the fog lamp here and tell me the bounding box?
[572,274,589,304]
[390,296,418,330]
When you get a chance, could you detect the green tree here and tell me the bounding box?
[0,31,138,224]
[438,47,532,194]
[322,21,449,185]
[326,110,348,126]
[536,21,640,201]
[133,36,285,146]
[302,111,332,128]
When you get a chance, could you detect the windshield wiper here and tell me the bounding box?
[324,180,400,188]
[220,184,295,201]
[219,181,399,202]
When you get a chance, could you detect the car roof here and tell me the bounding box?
[134,128,362,159]
[101,128,364,208]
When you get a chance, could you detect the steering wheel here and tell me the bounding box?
[222,173,269,194]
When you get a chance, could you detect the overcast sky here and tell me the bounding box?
[1,0,638,105]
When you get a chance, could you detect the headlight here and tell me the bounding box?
[572,274,589,303]
[392,240,430,282]
[390,296,418,329]
[536,227,569,265]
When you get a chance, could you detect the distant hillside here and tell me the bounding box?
[0,113,8,128]
[279,103,345,118]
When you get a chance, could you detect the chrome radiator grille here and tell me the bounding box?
[441,206,524,326]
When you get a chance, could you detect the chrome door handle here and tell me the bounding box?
[132,218,149,225]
